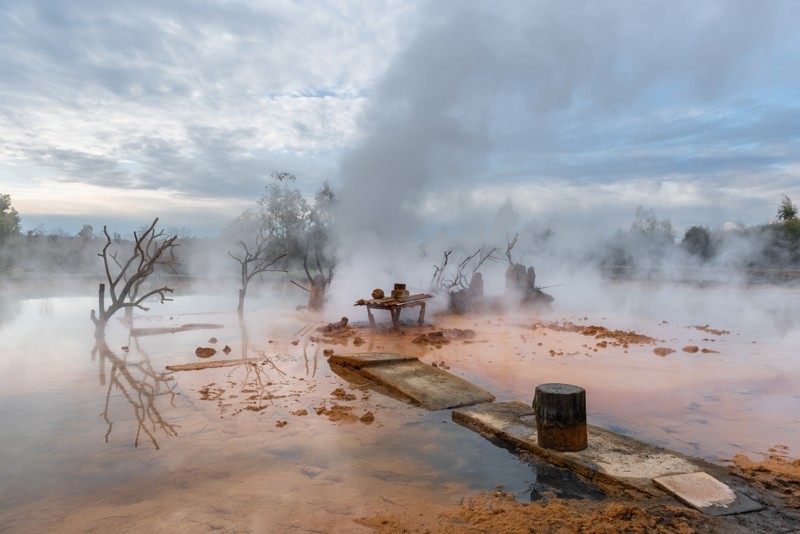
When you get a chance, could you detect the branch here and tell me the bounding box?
[291,280,311,292]
[506,232,519,265]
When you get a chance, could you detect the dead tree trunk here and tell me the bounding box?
[299,240,333,311]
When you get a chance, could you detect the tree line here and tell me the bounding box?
[2,185,799,309]
[599,195,800,276]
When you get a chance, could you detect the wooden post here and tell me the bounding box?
[533,383,588,451]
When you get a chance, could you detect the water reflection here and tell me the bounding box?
[0,293,22,326]
[92,336,179,449]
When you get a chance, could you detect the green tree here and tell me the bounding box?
[258,172,311,259]
[777,194,798,222]
[77,224,94,240]
[631,206,675,244]
[681,225,714,260]
[0,194,21,239]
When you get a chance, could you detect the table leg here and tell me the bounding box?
[391,308,400,329]
[367,306,376,328]
[418,302,426,325]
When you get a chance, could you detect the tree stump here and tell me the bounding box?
[533,383,588,451]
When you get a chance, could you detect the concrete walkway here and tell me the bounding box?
[452,401,763,516]
[328,352,767,517]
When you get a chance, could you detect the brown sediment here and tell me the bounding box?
[691,325,731,336]
[654,347,676,357]
[355,491,717,533]
[413,330,450,347]
[722,447,800,508]
[534,320,656,347]
[315,403,359,423]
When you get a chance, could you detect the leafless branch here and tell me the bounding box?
[506,232,519,265]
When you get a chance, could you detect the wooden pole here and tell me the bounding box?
[533,383,588,451]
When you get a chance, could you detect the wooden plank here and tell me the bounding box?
[165,358,257,372]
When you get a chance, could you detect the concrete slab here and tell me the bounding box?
[328,352,495,410]
[452,400,766,515]
[654,472,764,516]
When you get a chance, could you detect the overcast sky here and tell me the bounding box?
[1,0,799,237]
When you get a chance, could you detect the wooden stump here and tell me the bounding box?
[533,383,588,451]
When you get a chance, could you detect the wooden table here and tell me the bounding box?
[354,293,433,328]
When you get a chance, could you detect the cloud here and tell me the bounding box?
[1,0,799,239]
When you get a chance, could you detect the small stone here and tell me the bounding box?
[682,345,699,353]
[195,347,216,358]
[323,349,334,356]
[208,337,218,343]
[222,345,232,354]
[653,347,675,357]
[360,411,375,424]
[291,340,299,346]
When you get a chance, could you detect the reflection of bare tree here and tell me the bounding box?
[91,337,179,449]
[198,315,293,415]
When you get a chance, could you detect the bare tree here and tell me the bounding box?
[430,245,499,293]
[429,245,500,313]
[228,228,288,312]
[430,250,452,291]
[90,218,179,337]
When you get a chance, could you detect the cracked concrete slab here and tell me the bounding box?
[328,352,495,410]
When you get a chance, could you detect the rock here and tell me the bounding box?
[323,348,334,356]
[208,337,218,343]
[682,345,700,353]
[653,347,676,357]
[195,347,217,358]
[360,411,375,424]
[222,345,232,354]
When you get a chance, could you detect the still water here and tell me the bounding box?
[0,279,798,531]
[0,285,594,532]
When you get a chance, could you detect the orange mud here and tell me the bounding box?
[721,446,800,508]
[356,492,715,534]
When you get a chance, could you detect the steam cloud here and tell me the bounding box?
[328,1,799,324]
